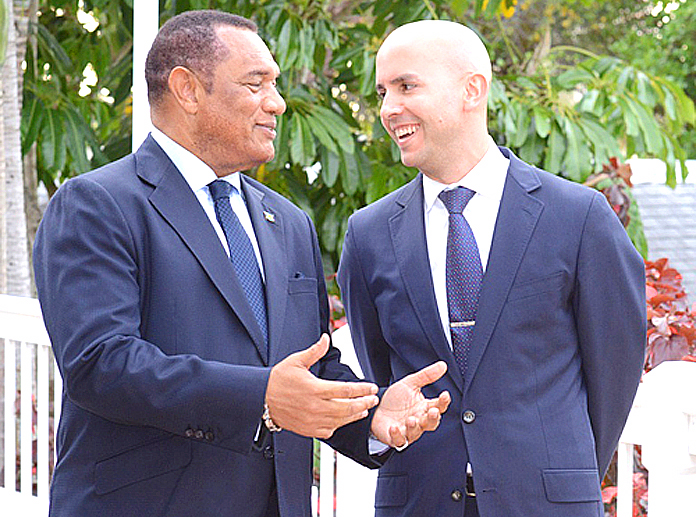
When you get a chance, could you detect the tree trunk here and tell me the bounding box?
[15,0,38,296]
[1,0,30,296]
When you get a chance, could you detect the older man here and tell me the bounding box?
[34,11,449,517]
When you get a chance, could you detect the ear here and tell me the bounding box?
[462,73,489,111]
[167,66,203,115]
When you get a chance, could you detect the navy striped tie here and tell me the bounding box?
[209,180,268,355]
[438,187,482,378]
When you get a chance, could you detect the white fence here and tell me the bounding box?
[2,294,695,516]
[0,295,61,515]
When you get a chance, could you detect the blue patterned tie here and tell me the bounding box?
[209,180,268,354]
[438,187,483,378]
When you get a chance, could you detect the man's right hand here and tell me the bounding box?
[265,334,379,439]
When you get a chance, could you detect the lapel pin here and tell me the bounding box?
[263,210,276,223]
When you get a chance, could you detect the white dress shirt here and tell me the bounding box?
[150,128,265,280]
[422,138,509,347]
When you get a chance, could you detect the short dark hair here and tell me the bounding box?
[145,10,257,105]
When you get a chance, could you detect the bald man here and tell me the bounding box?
[338,20,646,517]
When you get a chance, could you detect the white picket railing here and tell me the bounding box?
[4,294,695,516]
[0,294,61,515]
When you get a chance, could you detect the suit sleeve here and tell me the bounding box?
[573,192,647,476]
[300,214,384,468]
[34,177,269,454]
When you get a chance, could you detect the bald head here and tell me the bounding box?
[379,20,491,83]
[375,20,493,183]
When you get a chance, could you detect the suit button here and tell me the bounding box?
[195,430,204,440]
[462,410,476,424]
[451,489,463,502]
[205,431,215,442]
[185,428,195,438]
[263,446,274,460]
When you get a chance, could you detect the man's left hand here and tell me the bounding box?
[370,361,451,450]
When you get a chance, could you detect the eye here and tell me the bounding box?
[246,82,263,92]
[376,87,386,100]
[400,83,416,93]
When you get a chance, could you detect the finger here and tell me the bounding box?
[388,425,408,449]
[292,334,330,369]
[403,361,447,389]
[329,394,380,419]
[313,377,379,399]
[433,391,451,413]
[323,400,372,429]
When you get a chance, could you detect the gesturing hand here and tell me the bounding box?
[265,334,379,439]
[370,361,451,450]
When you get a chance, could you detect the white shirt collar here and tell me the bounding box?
[150,128,242,194]
[422,137,509,212]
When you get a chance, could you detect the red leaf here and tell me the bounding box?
[602,486,618,504]
[652,335,689,366]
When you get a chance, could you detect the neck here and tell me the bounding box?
[425,133,491,185]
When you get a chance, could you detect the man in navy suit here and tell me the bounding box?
[33,11,450,517]
[338,20,646,516]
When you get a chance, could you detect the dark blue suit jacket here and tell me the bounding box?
[338,148,646,517]
[34,136,377,517]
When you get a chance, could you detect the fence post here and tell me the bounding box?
[632,361,696,516]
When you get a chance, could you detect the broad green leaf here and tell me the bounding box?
[578,90,600,115]
[290,112,311,165]
[40,109,58,171]
[64,109,91,174]
[578,118,622,170]
[306,112,338,154]
[635,72,656,107]
[321,149,340,188]
[321,203,340,253]
[544,124,565,175]
[360,51,375,97]
[36,24,72,75]
[533,106,551,138]
[616,66,634,96]
[277,18,298,70]
[561,118,589,181]
[617,97,641,137]
[311,105,354,155]
[340,149,359,196]
[631,99,664,155]
[21,95,45,153]
[556,68,593,90]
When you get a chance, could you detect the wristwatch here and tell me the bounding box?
[262,404,282,432]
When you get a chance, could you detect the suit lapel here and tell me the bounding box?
[136,137,268,363]
[389,175,465,391]
[463,150,544,394]
[241,177,288,365]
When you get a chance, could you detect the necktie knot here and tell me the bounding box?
[208,179,234,202]
[438,187,476,214]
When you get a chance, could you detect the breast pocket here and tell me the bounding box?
[507,271,566,303]
[285,277,321,347]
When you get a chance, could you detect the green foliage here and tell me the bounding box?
[0,0,8,66]
[22,0,695,275]
[489,53,695,186]
[22,1,133,194]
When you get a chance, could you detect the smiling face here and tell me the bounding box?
[376,21,492,183]
[194,27,286,176]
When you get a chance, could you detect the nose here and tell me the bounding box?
[380,92,402,121]
[265,86,286,115]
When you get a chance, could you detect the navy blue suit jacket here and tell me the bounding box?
[34,136,377,517]
[338,148,646,516]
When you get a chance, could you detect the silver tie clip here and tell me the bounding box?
[450,321,475,328]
